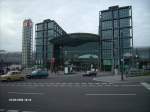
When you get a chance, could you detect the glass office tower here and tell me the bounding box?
[35,19,66,67]
[22,19,33,68]
[99,6,133,71]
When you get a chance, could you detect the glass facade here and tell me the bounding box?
[63,42,98,60]
[99,6,133,71]
[35,19,66,67]
[49,33,99,70]
[22,19,33,68]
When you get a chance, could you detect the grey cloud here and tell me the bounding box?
[0,0,150,51]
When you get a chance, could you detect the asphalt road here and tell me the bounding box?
[0,73,150,112]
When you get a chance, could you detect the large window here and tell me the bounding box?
[113,10,118,19]
[114,39,119,49]
[102,30,113,39]
[101,11,112,20]
[120,28,132,37]
[37,24,43,31]
[102,50,112,59]
[102,21,112,30]
[120,18,131,28]
[114,30,119,39]
[114,20,119,28]
[119,39,131,48]
[48,30,54,37]
[119,8,131,18]
[36,46,43,52]
[36,31,43,38]
[103,59,112,65]
[44,23,47,30]
[36,38,43,45]
[102,41,112,49]
[48,22,53,29]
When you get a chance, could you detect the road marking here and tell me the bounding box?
[102,82,107,85]
[104,85,111,86]
[121,85,141,87]
[0,109,35,112]
[1,82,143,88]
[141,82,150,91]
[85,93,136,96]
[113,85,119,87]
[22,111,35,112]
[0,109,5,112]
[6,110,19,112]
[81,83,87,84]
[8,92,44,95]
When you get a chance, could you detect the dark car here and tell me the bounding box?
[83,71,97,77]
[26,69,49,79]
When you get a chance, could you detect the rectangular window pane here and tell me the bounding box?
[102,30,113,39]
[101,11,112,20]
[113,10,118,19]
[48,30,53,36]
[114,20,119,28]
[36,38,43,45]
[36,31,43,38]
[120,18,131,28]
[102,50,112,59]
[37,24,43,31]
[102,21,112,30]
[119,8,131,18]
[120,28,132,37]
[114,30,119,39]
[48,22,53,29]
[102,41,112,49]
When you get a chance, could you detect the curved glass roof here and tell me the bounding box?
[50,33,99,46]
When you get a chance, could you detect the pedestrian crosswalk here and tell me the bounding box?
[0,109,35,112]
[0,82,141,87]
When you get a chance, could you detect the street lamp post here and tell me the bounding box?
[121,58,124,80]
[120,32,124,81]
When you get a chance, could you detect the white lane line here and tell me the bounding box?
[8,92,44,95]
[113,85,119,87]
[0,109,5,112]
[121,85,141,87]
[97,85,102,87]
[85,93,136,96]
[104,85,111,86]
[102,83,107,85]
[6,110,19,112]
[81,83,87,85]
[22,111,35,112]
[141,82,150,91]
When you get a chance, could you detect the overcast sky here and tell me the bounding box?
[0,0,150,52]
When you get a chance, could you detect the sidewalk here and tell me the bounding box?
[48,71,85,78]
[94,74,150,83]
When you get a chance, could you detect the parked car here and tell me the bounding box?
[83,70,97,77]
[0,71,25,81]
[26,69,49,79]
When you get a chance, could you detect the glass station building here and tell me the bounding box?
[99,5,133,71]
[35,20,99,70]
[35,5,134,71]
[50,33,99,70]
[35,19,67,67]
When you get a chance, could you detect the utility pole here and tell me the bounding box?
[120,32,124,81]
